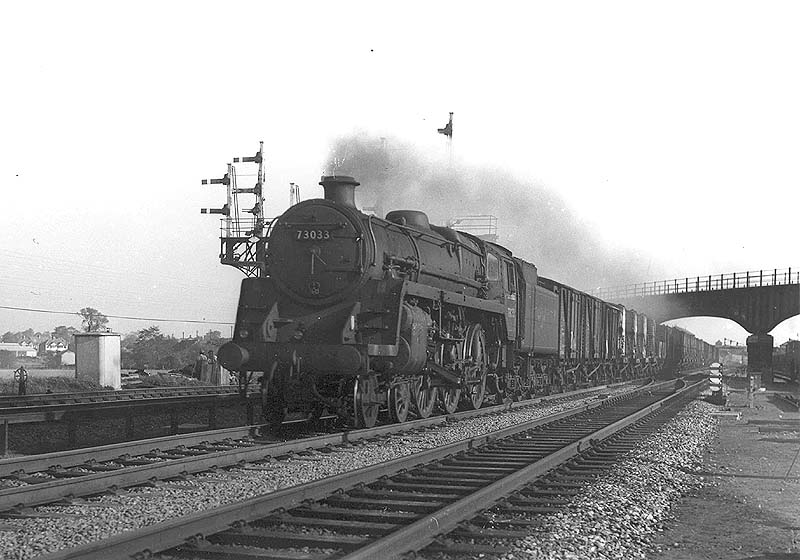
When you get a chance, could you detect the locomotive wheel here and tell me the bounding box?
[353,375,380,428]
[388,381,411,423]
[463,324,488,410]
[439,386,461,414]
[411,376,437,419]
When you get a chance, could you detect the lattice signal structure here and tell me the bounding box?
[201,142,269,277]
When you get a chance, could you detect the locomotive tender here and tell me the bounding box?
[218,176,714,427]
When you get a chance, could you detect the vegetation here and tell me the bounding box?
[130,372,207,388]
[0,377,108,395]
[120,327,226,371]
[78,307,109,333]
[3,307,229,373]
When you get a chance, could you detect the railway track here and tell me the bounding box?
[0,386,247,421]
[0,385,259,454]
[0,384,629,513]
[32,378,705,560]
[0,386,241,409]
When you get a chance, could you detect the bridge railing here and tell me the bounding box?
[596,268,797,300]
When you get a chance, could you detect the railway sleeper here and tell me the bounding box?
[425,539,512,555]
[390,472,486,486]
[450,524,540,539]
[518,486,583,496]
[81,463,124,472]
[258,514,398,535]
[469,450,550,459]
[485,448,560,458]
[495,503,571,515]
[144,451,191,460]
[497,442,571,451]
[288,504,418,523]
[409,469,499,481]
[45,469,90,479]
[530,477,586,489]
[172,542,334,560]
[348,487,459,502]
[324,495,444,513]
[561,464,611,475]
[428,464,520,475]
[541,473,598,483]
[473,513,550,527]
[210,527,368,551]
[376,479,477,493]
[569,455,621,466]
[590,443,638,453]
[447,453,530,468]
[504,495,571,506]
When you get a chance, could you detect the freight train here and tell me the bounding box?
[217,176,716,428]
[773,339,800,381]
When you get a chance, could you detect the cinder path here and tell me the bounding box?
[652,387,800,559]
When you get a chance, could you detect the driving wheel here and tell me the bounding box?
[463,324,488,410]
[388,380,411,423]
[411,375,437,419]
[439,386,461,414]
[353,374,380,428]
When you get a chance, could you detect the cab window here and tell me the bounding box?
[487,253,499,281]
[505,261,516,293]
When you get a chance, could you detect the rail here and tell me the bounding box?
[596,267,798,300]
[0,384,624,509]
[36,379,701,560]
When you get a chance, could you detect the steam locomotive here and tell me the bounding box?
[217,176,715,428]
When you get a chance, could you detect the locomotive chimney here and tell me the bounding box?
[319,175,359,208]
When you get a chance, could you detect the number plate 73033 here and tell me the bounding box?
[296,229,331,240]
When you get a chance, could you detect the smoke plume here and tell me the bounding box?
[325,132,662,292]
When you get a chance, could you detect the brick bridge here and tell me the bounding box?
[596,268,800,373]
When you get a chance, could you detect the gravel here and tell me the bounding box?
[0,386,637,559]
[496,400,719,560]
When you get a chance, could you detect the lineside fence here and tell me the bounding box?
[596,268,797,300]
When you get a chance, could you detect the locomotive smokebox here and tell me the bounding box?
[319,175,360,208]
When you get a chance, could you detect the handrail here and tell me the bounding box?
[596,267,798,300]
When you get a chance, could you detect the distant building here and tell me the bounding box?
[717,344,747,366]
[38,338,69,355]
[60,350,76,366]
[0,342,38,358]
[775,339,799,377]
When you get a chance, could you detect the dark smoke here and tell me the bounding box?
[325,133,663,292]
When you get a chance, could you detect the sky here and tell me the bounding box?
[1,1,798,346]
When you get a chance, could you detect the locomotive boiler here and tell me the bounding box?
[217,175,714,428]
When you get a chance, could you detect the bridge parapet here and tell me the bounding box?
[596,268,797,300]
